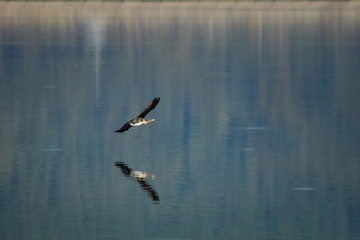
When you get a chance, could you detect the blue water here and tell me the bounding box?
[1,3,360,240]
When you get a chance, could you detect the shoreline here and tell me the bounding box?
[1,2,360,9]
[1,2,359,19]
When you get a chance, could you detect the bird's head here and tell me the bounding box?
[145,119,155,124]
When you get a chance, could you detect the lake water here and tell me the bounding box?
[1,2,360,240]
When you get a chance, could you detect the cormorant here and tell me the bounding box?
[115,97,160,133]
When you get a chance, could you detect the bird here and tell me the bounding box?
[114,97,160,133]
[114,162,159,203]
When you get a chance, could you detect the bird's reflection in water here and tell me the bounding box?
[114,162,159,204]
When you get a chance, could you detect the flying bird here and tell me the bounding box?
[115,162,159,203]
[115,97,160,133]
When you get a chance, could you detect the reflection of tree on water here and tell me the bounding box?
[115,162,159,204]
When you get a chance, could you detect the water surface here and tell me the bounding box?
[1,3,360,240]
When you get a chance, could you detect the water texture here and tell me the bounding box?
[0,3,360,240]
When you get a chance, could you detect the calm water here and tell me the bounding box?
[1,3,360,240]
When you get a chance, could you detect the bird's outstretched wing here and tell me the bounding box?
[114,122,132,133]
[114,162,132,176]
[137,97,160,118]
